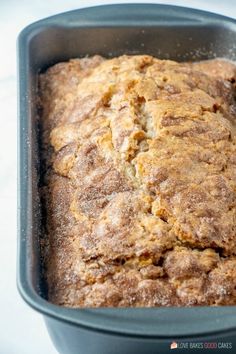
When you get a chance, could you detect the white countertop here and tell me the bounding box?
[1,1,236,353]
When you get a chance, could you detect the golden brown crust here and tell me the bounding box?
[40,55,236,307]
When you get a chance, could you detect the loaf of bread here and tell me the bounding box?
[40,55,236,307]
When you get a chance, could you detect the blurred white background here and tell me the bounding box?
[1,1,236,353]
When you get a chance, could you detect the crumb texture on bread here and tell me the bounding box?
[40,55,236,307]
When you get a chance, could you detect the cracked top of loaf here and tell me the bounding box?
[40,55,236,307]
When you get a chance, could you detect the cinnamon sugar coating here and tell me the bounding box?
[40,56,236,307]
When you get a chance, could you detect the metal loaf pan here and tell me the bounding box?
[18,4,236,354]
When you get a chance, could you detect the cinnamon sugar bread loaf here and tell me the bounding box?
[39,55,236,307]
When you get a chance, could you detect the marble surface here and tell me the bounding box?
[1,0,236,353]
